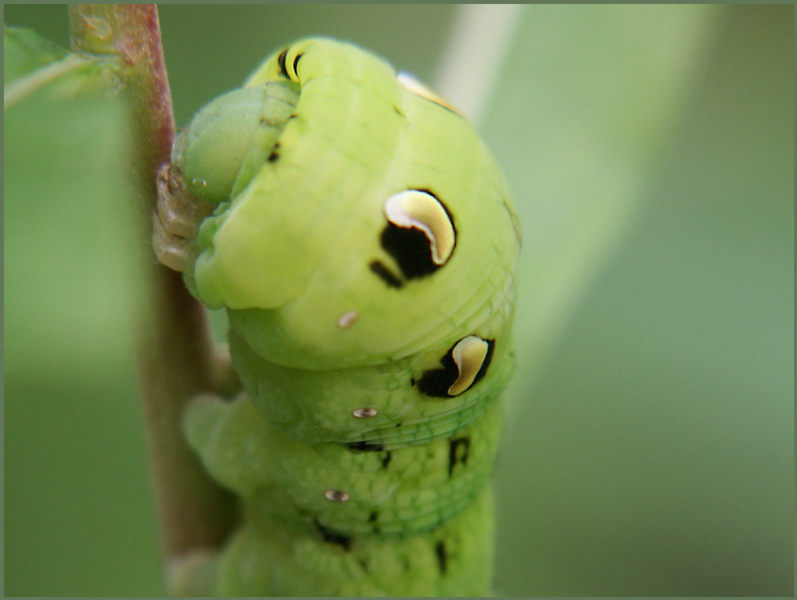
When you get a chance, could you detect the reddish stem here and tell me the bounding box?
[70,4,238,567]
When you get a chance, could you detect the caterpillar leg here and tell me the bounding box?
[153,162,216,273]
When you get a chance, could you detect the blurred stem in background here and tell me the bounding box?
[435,5,524,125]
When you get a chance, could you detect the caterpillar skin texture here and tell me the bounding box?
[162,38,520,596]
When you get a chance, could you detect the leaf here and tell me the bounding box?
[4,25,69,83]
[4,25,123,109]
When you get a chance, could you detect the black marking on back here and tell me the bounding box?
[346,440,384,452]
[292,52,304,78]
[448,436,471,477]
[393,104,405,117]
[369,260,403,288]
[417,339,495,398]
[380,451,392,470]
[267,142,280,163]
[435,540,448,574]
[277,49,289,78]
[313,518,353,551]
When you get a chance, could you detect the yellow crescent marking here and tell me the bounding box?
[384,190,455,266]
[448,336,489,396]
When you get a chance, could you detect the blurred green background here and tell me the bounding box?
[4,4,793,597]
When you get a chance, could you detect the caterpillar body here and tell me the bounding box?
[154,38,520,596]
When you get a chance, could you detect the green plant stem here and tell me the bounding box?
[69,4,238,568]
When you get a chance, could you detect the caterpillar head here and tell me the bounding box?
[154,38,520,369]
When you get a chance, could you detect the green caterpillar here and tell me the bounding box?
[154,37,520,596]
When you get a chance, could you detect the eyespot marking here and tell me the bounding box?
[417,336,495,398]
[398,71,461,116]
[337,310,359,328]
[448,336,489,396]
[351,407,378,419]
[382,189,456,279]
[324,489,350,502]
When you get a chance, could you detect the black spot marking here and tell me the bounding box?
[380,451,392,470]
[267,142,280,163]
[410,377,416,386]
[277,49,289,78]
[401,556,411,572]
[395,422,402,428]
[369,260,403,288]
[417,339,495,398]
[357,557,369,572]
[417,345,458,397]
[380,189,455,280]
[435,540,448,575]
[313,518,353,551]
[368,511,381,533]
[291,53,304,79]
[346,441,384,452]
[448,436,471,477]
[380,225,436,277]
